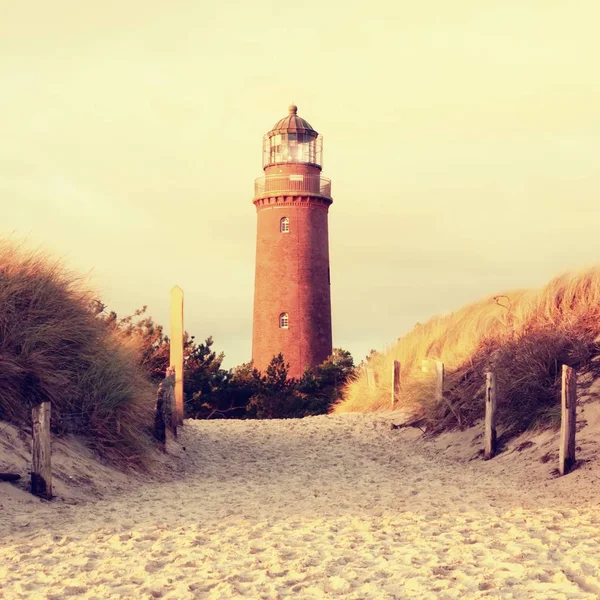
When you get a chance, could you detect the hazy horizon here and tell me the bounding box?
[3,0,600,368]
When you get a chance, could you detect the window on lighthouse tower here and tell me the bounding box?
[279,313,289,329]
[280,217,290,233]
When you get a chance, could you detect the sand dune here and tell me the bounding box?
[2,413,600,599]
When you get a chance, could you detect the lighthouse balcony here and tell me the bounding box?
[254,174,331,200]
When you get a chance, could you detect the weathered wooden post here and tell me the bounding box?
[484,371,497,460]
[154,367,178,451]
[154,383,167,451]
[170,286,184,425]
[559,365,577,476]
[391,360,401,408]
[165,366,177,438]
[435,360,444,404]
[31,402,52,499]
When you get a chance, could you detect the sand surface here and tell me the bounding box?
[2,413,600,599]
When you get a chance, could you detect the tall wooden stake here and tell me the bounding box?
[391,360,401,408]
[31,402,52,499]
[484,372,497,460]
[435,360,444,404]
[559,365,577,476]
[170,286,184,425]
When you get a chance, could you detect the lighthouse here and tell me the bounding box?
[252,105,333,379]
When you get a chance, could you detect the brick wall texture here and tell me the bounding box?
[252,196,333,379]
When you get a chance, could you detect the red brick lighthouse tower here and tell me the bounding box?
[252,105,333,379]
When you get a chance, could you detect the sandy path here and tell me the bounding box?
[2,413,600,599]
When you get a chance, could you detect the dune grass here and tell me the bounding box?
[334,269,600,438]
[0,241,156,466]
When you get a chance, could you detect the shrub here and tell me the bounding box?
[247,354,299,419]
[247,350,357,419]
[296,348,357,416]
[102,309,240,420]
[184,342,256,420]
[100,307,171,382]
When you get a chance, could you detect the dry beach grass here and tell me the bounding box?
[336,268,600,437]
[0,241,156,466]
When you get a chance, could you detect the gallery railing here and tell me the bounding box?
[254,174,331,199]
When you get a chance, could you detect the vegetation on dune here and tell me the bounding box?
[1,238,348,473]
[184,350,357,420]
[7,234,599,458]
[335,269,600,439]
[103,312,356,420]
[0,242,156,466]
[104,304,358,420]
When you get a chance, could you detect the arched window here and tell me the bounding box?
[279,313,289,329]
[280,217,290,233]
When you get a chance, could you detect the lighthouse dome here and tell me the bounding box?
[269,104,317,136]
[262,104,323,168]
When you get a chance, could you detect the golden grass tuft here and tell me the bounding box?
[334,268,600,436]
[0,240,156,467]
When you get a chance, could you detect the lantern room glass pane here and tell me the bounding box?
[262,133,323,168]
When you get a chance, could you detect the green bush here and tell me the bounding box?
[246,350,357,419]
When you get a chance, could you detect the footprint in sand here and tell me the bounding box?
[278,549,297,560]
[144,560,166,573]
[181,560,198,568]
[62,585,88,596]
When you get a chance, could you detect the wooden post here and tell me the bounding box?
[170,286,184,425]
[154,367,177,451]
[484,372,497,460]
[154,382,167,451]
[31,402,52,499]
[165,367,177,438]
[559,365,577,476]
[435,360,444,404]
[391,360,401,408]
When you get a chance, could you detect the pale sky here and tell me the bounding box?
[2,0,600,368]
